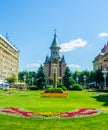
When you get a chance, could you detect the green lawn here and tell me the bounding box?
[0,89,108,130]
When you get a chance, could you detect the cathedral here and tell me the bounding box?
[44,32,66,84]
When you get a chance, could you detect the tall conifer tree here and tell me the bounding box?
[62,67,74,89]
[36,65,47,90]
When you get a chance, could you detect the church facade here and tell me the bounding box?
[44,32,66,84]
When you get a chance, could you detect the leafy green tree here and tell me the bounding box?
[72,71,81,83]
[94,70,103,85]
[5,73,16,83]
[36,65,48,90]
[78,70,90,85]
[71,69,105,88]
[88,71,95,82]
[18,71,28,82]
[18,71,37,85]
[27,71,37,85]
[62,67,75,89]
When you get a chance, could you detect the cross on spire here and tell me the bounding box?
[54,29,57,38]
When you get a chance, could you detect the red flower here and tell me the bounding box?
[0,107,33,117]
[61,108,98,118]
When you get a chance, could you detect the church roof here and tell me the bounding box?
[93,42,108,62]
[50,31,61,49]
[61,55,66,64]
[101,42,108,53]
[44,55,50,64]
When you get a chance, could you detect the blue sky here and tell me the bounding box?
[1,0,108,72]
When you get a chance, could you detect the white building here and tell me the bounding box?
[0,34,19,81]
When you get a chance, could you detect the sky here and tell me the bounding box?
[1,0,108,72]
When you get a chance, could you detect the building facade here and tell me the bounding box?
[44,32,66,84]
[0,34,19,81]
[93,42,108,71]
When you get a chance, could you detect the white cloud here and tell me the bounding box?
[60,38,87,52]
[98,32,108,37]
[67,64,81,69]
[26,63,40,69]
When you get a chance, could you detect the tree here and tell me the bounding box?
[79,70,90,84]
[18,71,37,85]
[18,71,28,83]
[94,70,103,86]
[5,73,16,84]
[36,65,47,90]
[62,67,75,89]
[72,71,81,83]
[88,71,95,83]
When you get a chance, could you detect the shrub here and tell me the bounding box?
[54,88,64,93]
[29,86,38,90]
[44,88,54,93]
[86,86,90,89]
[44,88,64,93]
[57,84,67,91]
[46,86,52,89]
[71,84,83,91]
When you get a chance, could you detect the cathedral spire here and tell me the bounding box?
[54,29,57,38]
[44,55,49,64]
[50,30,61,49]
[61,55,66,64]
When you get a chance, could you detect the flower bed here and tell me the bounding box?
[41,92,67,98]
[0,107,100,118]
[0,107,33,117]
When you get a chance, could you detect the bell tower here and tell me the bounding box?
[50,30,61,63]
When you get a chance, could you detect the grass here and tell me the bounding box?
[0,113,108,130]
[0,89,108,130]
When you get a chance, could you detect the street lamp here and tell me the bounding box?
[102,68,108,90]
[76,76,79,84]
[23,75,26,83]
[83,75,87,88]
[32,77,34,86]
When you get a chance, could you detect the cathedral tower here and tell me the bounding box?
[44,31,66,84]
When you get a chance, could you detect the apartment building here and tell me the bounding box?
[0,34,19,81]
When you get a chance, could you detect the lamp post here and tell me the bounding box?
[83,75,87,88]
[52,64,57,88]
[102,68,108,90]
[76,76,79,84]
[23,75,26,83]
[32,77,34,86]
